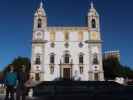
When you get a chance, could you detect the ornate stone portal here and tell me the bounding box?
[30,1,104,81]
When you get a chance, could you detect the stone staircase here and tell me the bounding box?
[31,81,133,100]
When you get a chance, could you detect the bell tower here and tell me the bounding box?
[87,2,104,81]
[31,1,47,81]
[88,2,100,32]
[87,2,101,41]
[33,1,47,31]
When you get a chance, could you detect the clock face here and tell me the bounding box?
[91,46,99,54]
[35,31,43,39]
[91,32,98,40]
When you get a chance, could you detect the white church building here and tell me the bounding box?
[30,1,104,81]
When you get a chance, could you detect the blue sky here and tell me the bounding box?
[0,0,133,70]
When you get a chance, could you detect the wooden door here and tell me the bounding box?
[94,73,99,81]
[63,68,71,80]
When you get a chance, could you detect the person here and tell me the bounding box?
[4,65,17,100]
[73,70,81,81]
[16,65,28,100]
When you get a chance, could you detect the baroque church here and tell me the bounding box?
[30,1,104,81]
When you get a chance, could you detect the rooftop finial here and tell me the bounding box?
[40,0,43,8]
[91,1,94,9]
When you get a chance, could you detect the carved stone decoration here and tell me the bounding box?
[64,42,69,48]
[51,42,55,48]
[79,42,83,48]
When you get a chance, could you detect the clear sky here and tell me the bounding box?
[0,0,133,70]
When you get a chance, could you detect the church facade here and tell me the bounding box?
[30,2,104,81]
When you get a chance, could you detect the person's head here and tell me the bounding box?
[21,65,26,72]
[9,65,14,72]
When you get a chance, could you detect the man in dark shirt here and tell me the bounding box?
[4,65,17,100]
[16,65,27,100]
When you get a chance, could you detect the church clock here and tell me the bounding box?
[35,31,43,40]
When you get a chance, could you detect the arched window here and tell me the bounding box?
[64,54,70,64]
[79,54,84,64]
[93,53,99,64]
[91,19,96,28]
[38,18,42,28]
[50,54,55,64]
[35,54,41,65]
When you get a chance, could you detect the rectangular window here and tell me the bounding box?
[64,54,69,64]
[35,57,41,65]
[38,19,42,28]
[93,53,99,65]
[79,55,83,64]
[50,55,55,64]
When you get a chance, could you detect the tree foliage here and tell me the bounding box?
[103,57,133,79]
[0,71,3,81]
[12,56,31,73]
[3,57,31,79]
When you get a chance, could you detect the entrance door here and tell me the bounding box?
[63,68,71,80]
[35,73,40,81]
[94,73,99,81]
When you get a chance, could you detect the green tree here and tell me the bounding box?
[120,66,133,78]
[3,57,31,79]
[12,57,31,79]
[103,57,133,79]
[12,57,31,73]
[0,71,3,81]
[103,57,122,79]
